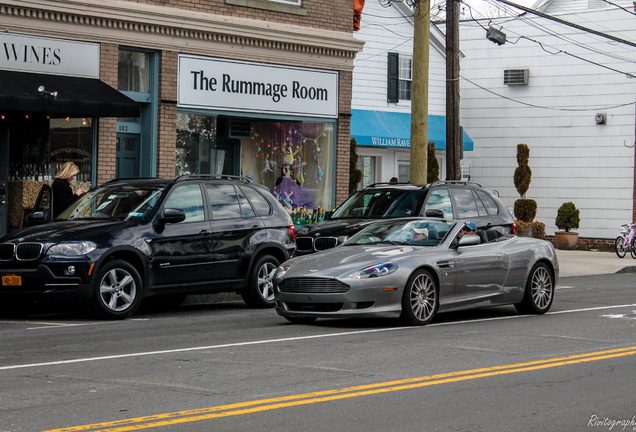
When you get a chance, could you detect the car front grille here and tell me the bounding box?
[314,237,338,251]
[295,237,314,253]
[0,243,15,261]
[278,277,350,294]
[15,243,44,261]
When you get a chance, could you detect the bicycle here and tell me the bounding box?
[614,223,636,258]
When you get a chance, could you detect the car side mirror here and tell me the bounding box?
[26,211,45,221]
[325,210,333,220]
[458,234,480,247]
[425,209,445,218]
[159,208,186,224]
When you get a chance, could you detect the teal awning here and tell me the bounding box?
[351,109,473,151]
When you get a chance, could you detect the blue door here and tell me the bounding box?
[116,133,140,178]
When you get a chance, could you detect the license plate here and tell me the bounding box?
[2,275,22,286]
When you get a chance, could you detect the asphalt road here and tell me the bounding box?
[1,273,635,432]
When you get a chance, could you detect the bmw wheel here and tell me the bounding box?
[241,254,280,308]
[400,269,438,326]
[92,259,143,319]
[515,262,554,314]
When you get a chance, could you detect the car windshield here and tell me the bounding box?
[346,219,455,247]
[330,189,427,219]
[56,184,165,221]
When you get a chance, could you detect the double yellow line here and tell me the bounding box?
[46,346,636,432]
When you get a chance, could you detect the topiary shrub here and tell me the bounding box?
[514,143,532,198]
[427,142,439,183]
[426,142,439,183]
[514,199,537,223]
[349,138,363,195]
[555,202,580,232]
[513,143,536,225]
[516,221,546,239]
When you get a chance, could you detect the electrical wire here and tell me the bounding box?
[462,75,636,111]
[358,22,414,38]
[354,36,414,61]
[461,3,636,73]
[600,0,636,15]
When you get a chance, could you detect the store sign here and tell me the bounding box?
[0,33,99,78]
[369,138,410,148]
[178,55,339,118]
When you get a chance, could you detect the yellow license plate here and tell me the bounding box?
[2,275,22,286]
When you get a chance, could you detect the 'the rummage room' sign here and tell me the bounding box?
[177,55,339,118]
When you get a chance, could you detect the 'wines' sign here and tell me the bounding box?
[0,33,99,78]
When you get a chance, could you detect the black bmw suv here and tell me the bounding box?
[295,181,515,255]
[0,175,296,319]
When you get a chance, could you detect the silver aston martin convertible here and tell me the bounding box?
[273,218,558,326]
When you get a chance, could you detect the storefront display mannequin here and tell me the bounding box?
[272,164,314,209]
[52,162,86,217]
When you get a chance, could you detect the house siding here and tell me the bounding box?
[458,4,635,238]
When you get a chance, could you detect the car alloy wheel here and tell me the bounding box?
[400,269,438,326]
[92,259,143,319]
[515,262,554,314]
[241,254,280,308]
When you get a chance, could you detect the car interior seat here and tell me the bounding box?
[477,230,488,244]
[486,230,501,242]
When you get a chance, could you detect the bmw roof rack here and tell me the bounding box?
[429,180,482,187]
[175,174,253,182]
[105,177,163,183]
[363,181,426,189]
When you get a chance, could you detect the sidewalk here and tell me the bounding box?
[556,249,636,277]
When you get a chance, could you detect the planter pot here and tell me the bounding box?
[554,231,579,250]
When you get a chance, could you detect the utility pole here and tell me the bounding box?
[409,0,430,185]
[446,0,461,180]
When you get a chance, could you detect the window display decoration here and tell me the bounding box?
[249,122,330,224]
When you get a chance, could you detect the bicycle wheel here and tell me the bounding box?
[615,236,627,258]
[630,240,636,259]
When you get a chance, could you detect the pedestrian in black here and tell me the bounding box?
[52,162,85,217]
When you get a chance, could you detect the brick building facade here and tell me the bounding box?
[0,0,363,234]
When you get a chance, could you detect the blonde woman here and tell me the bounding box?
[52,162,86,217]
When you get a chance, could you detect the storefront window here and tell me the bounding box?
[50,118,93,182]
[8,116,93,183]
[118,50,150,93]
[242,121,334,215]
[6,114,93,230]
[176,113,218,176]
[175,112,335,216]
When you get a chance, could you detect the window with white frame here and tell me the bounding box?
[357,156,377,189]
[398,56,412,100]
[388,53,412,103]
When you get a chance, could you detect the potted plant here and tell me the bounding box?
[554,202,580,250]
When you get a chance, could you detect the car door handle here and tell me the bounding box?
[199,230,211,235]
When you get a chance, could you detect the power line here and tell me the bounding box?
[600,0,636,16]
[493,0,636,48]
[461,75,636,111]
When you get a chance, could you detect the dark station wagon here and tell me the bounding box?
[295,181,516,255]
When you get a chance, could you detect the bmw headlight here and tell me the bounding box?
[275,260,294,279]
[47,241,97,256]
[347,262,398,279]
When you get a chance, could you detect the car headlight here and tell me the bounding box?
[347,262,398,279]
[275,261,294,279]
[47,241,97,256]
